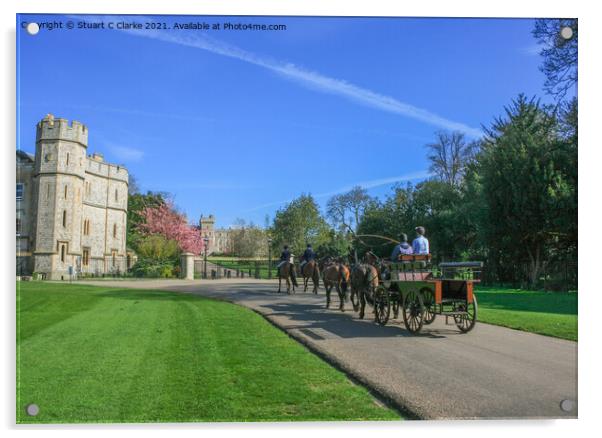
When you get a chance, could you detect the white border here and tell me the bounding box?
[3,1,600,438]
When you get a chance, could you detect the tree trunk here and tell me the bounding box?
[527,245,542,289]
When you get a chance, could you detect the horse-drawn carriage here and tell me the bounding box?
[351,253,482,334]
[375,255,481,333]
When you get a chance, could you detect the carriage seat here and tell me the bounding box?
[397,254,432,262]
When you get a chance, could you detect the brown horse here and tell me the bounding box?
[300,259,320,293]
[350,264,379,319]
[277,262,297,294]
[322,263,350,311]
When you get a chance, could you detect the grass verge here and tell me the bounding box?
[17,282,400,423]
[475,286,577,341]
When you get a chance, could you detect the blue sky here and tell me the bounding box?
[17,15,560,228]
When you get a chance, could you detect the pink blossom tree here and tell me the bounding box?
[138,201,204,255]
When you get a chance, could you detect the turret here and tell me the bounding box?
[36,113,88,146]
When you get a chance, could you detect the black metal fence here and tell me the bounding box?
[201,258,277,280]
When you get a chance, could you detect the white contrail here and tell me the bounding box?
[244,170,430,212]
[76,15,483,138]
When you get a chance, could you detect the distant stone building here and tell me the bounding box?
[199,214,233,255]
[16,114,129,279]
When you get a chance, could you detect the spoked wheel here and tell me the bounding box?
[373,285,391,326]
[453,295,478,333]
[402,290,424,334]
[420,287,436,325]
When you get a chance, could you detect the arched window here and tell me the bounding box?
[62,210,67,227]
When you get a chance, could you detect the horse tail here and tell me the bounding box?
[338,264,348,293]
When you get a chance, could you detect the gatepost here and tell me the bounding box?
[180,252,195,280]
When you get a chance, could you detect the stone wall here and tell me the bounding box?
[17,114,129,278]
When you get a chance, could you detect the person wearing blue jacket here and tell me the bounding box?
[412,226,430,255]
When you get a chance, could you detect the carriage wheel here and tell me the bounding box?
[420,287,436,325]
[453,295,478,333]
[373,285,391,326]
[402,290,424,334]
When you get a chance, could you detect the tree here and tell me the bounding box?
[533,19,578,101]
[479,95,576,287]
[136,234,179,261]
[127,191,166,251]
[425,131,479,188]
[138,201,204,255]
[128,173,140,195]
[230,219,268,258]
[270,194,331,256]
[326,186,375,232]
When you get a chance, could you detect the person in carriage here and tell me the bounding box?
[390,233,413,261]
[412,226,430,255]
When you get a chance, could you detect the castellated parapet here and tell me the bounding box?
[18,114,130,280]
[36,113,89,146]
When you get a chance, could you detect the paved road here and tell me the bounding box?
[83,278,578,420]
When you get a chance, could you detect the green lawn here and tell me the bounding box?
[17,282,399,423]
[475,286,577,341]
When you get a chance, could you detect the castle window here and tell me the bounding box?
[83,219,90,236]
[115,189,118,202]
[16,218,21,236]
[62,210,67,227]
[82,248,90,267]
[64,184,68,199]
[16,183,23,200]
[66,153,70,166]
[113,223,117,238]
[47,183,51,199]
[60,244,66,262]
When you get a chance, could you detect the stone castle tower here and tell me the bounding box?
[18,114,129,279]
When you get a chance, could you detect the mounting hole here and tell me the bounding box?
[560,26,573,40]
[559,399,575,412]
[25,403,39,416]
[26,22,40,35]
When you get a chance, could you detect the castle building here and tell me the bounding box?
[199,214,233,255]
[16,114,129,279]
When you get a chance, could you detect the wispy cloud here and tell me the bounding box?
[77,15,483,139]
[315,170,432,198]
[65,103,213,123]
[106,143,144,162]
[519,44,542,56]
[244,170,430,212]
[146,181,258,191]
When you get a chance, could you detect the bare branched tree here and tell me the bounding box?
[425,131,478,188]
[326,186,374,232]
[533,18,578,102]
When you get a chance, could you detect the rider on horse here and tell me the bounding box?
[300,244,316,274]
[277,245,298,285]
